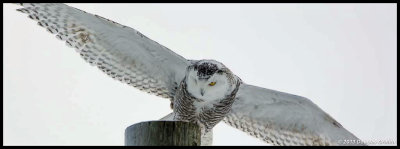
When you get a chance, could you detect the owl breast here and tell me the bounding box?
[172,79,241,133]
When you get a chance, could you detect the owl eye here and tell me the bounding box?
[208,82,216,86]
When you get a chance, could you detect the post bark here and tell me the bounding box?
[125,121,201,146]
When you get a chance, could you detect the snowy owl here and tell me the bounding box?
[173,60,241,134]
[14,3,364,146]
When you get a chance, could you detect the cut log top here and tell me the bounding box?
[125,121,202,146]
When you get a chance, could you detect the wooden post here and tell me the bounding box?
[125,121,201,146]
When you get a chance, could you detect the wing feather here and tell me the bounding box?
[16,3,189,99]
[223,84,364,146]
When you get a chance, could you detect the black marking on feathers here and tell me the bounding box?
[193,62,219,80]
[173,75,242,134]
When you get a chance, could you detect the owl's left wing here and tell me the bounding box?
[15,3,190,99]
[223,84,364,146]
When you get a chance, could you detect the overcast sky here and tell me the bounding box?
[3,3,396,146]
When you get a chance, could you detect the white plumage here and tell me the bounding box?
[14,3,364,146]
[17,3,189,100]
[224,84,361,145]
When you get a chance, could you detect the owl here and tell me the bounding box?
[173,60,241,136]
[14,3,365,146]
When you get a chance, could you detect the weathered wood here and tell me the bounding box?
[125,121,201,146]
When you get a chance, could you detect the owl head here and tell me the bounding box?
[185,60,241,101]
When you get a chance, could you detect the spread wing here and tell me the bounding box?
[16,3,190,99]
[223,84,364,146]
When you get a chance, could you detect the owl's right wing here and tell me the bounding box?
[223,84,364,146]
[16,3,190,99]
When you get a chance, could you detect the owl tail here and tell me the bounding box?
[159,112,175,121]
[201,130,213,146]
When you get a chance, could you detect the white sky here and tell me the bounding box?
[3,3,397,146]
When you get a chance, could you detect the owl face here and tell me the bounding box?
[185,60,238,101]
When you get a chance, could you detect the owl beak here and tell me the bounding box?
[200,88,205,96]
